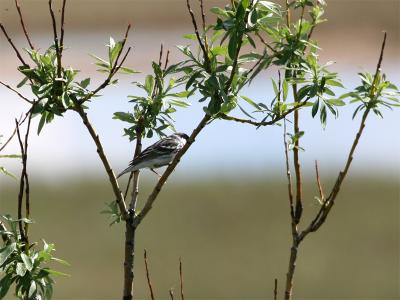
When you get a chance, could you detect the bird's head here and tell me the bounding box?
[175,132,189,141]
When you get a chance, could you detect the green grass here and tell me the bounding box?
[1,176,399,299]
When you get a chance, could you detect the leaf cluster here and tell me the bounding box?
[113,60,191,140]
[0,216,68,300]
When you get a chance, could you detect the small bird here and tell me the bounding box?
[117,132,189,178]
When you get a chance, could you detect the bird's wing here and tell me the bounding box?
[128,135,181,167]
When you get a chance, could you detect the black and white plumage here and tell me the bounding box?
[117,133,189,178]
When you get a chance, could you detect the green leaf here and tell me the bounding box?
[28,280,37,297]
[283,79,289,101]
[326,99,346,106]
[16,262,27,276]
[80,78,91,89]
[0,242,16,266]
[113,112,135,123]
[144,75,154,96]
[0,154,21,159]
[241,96,261,110]
[326,79,344,88]
[311,99,319,117]
[38,112,47,135]
[21,253,33,271]
[228,32,238,60]
[0,274,13,299]
[182,33,197,40]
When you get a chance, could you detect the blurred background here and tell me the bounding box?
[1,0,399,299]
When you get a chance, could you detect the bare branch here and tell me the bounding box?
[179,257,185,300]
[74,105,128,220]
[186,0,210,70]
[169,288,175,300]
[0,114,25,153]
[144,249,155,300]
[219,100,309,127]
[0,81,34,104]
[283,119,295,218]
[60,0,67,53]
[48,0,62,78]
[274,278,278,300]
[14,0,34,49]
[15,119,26,243]
[0,23,28,66]
[314,160,325,201]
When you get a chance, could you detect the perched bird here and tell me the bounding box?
[117,132,189,178]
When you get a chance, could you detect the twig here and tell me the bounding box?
[198,0,206,32]
[169,288,175,300]
[15,120,26,243]
[283,119,294,218]
[0,23,28,66]
[74,105,128,220]
[179,257,185,300]
[60,0,67,54]
[134,114,210,226]
[186,0,210,70]
[164,50,170,71]
[158,43,164,67]
[219,100,309,127]
[48,0,62,78]
[22,107,33,238]
[0,115,24,153]
[144,249,155,300]
[0,81,34,104]
[274,278,278,300]
[14,0,34,49]
[314,160,324,201]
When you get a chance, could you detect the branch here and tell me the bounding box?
[274,278,278,300]
[0,81,34,104]
[134,114,210,226]
[60,0,67,55]
[219,100,309,127]
[74,105,128,220]
[314,160,325,202]
[283,119,295,219]
[0,23,28,66]
[14,0,34,49]
[144,249,155,300]
[169,288,175,300]
[179,257,185,300]
[298,32,387,242]
[0,114,25,153]
[15,120,26,243]
[48,0,62,78]
[186,0,210,70]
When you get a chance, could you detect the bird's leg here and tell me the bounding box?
[150,168,162,178]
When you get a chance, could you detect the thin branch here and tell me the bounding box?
[0,114,24,153]
[22,107,33,238]
[158,43,164,67]
[198,0,206,32]
[298,32,388,242]
[134,114,210,226]
[14,0,34,49]
[255,32,277,54]
[179,257,185,300]
[48,0,62,78]
[283,119,294,218]
[314,160,325,201]
[15,120,26,243]
[219,99,309,127]
[60,0,67,54]
[129,131,142,211]
[74,105,128,220]
[0,23,28,66]
[169,288,175,300]
[0,81,34,104]
[164,50,170,71]
[144,249,155,300]
[274,278,278,300]
[186,0,210,70]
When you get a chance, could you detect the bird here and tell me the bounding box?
[117,132,189,178]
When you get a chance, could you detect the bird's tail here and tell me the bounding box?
[116,165,137,178]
